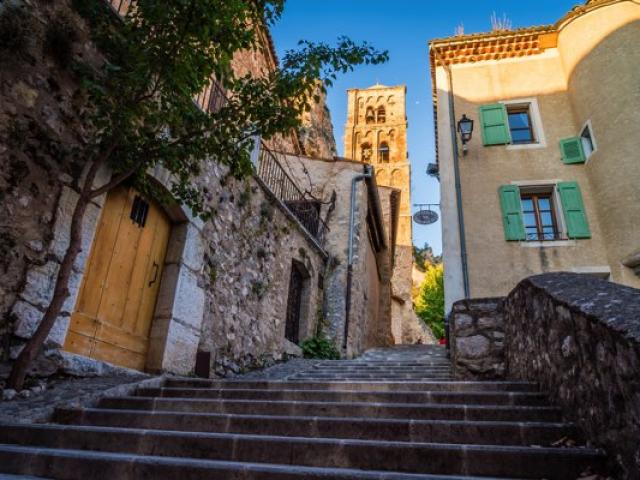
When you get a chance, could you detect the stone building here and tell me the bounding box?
[429,0,640,313]
[0,0,396,379]
[343,85,432,344]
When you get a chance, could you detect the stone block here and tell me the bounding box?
[12,301,69,348]
[165,223,205,272]
[172,267,206,331]
[160,320,200,375]
[456,335,490,360]
[283,339,303,357]
[50,187,102,270]
[453,313,473,334]
[21,261,59,309]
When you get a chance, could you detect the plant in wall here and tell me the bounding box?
[300,335,340,360]
[6,0,387,390]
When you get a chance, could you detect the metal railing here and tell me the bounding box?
[257,144,328,244]
[195,78,227,114]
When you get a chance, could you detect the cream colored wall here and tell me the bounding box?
[558,2,640,288]
[438,47,611,299]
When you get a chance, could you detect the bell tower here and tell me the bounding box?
[344,84,414,343]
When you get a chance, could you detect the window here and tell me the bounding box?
[521,191,559,241]
[365,107,375,124]
[499,182,591,242]
[507,105,535,144]
[580,123,596,158]
[378,142,390,163]
[377,106,386,124]
[361,143,372,162]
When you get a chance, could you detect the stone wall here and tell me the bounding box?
[0,1,327,378]
[450,298,505,379]
[504,273,640,479]
[283,155,395,357]
[298,84,337,160]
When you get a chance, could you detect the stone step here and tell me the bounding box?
[0,444,523,480]
[54,407,580,446]
[134,387,550,406]
[0,424,604,479]
[286,375,455,380]
[311,362,451,367]
[97,396,563,422]
[164,379,541,392]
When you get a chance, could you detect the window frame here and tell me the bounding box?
[580,120,597,161]
[378,142,390,163]
[520,191,560,241]
[502,98,547,150]
[511,180,574,247]
[507,105,535,145]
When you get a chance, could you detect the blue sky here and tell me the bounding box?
[271,0,580,254]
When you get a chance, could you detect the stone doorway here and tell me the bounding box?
[285,260,310,344]
[63,186,171,370]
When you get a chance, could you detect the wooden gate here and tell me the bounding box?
[63,186,171,370]
[285,262,306,344]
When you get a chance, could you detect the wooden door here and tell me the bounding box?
[64,186,171,370]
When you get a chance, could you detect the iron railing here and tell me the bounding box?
[257,144,328,244]
[105,0,324,244]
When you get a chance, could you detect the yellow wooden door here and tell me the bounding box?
[64,186,171,370]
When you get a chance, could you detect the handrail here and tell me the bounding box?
[256,143,329,244]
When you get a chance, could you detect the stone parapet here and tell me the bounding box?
[504,272,640,479]
[450,297,505,379]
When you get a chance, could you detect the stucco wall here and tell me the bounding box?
[434,1,639,308]
[558,3,640,288]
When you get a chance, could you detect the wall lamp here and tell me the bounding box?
[457,114,474,155]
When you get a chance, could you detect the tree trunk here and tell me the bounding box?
[7,160,103,391]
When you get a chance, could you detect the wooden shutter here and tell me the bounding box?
[557,182,591,239]
[479,104,511,146]
[498,185,525,241]
[559,137,586,164]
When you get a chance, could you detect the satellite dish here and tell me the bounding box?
[413,209,439,225]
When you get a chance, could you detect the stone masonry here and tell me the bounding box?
[449,298,505,379]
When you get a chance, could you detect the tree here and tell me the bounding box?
[412,242,442,272]
[7,0,388,390]
[414,264,445,340]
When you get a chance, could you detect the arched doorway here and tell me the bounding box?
[63,186,171,370]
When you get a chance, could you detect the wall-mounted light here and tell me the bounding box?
[457,114,474,155]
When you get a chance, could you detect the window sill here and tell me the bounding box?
[520,239,577,248]
[506,142,547,151]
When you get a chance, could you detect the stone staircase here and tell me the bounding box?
[0,345,605,479]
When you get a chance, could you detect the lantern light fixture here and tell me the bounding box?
[457,114,474,155]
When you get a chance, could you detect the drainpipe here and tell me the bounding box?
[344,164,373,351]
[434,48,470,300]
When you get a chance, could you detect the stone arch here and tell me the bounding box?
[365,96,374,104]
[387,95,395,103]
[391,169,403,187]
[388,129,396,141]
[377,96,384,104]
[365,107,375,124]
[378,142,390,163]
[376,169,389,185]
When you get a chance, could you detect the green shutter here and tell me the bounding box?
[557,182,591,239]
[559,137,586,164]
[480,104,511,146]
[498,185,525,241]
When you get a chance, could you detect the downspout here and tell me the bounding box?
[434,48,470,299]
[344,164,373,351]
